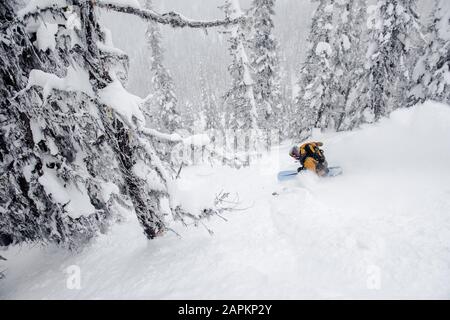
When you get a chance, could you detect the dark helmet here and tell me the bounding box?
[289,145,300,158]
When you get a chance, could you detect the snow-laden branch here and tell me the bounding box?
[139,127,212,146]
[140,127,183,143]
[96,1,247,29]
[16,0,246,29]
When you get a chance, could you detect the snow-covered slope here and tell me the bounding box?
[1,101,450,299]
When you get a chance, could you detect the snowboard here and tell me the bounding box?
[277,166,343,181]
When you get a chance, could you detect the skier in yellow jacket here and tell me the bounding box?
[289,141,329,177]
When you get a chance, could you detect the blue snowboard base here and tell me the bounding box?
[277,166,343,181]
[277,170,298,181]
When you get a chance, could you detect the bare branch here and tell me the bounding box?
[96,2,246,29]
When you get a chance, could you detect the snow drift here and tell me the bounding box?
[1,101,450,299]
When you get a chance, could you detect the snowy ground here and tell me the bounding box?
[1,101,450,299]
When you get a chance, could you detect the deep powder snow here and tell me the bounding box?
[1,102,450,299]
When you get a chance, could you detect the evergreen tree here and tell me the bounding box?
[221,0,261,159]
[1,0,129,247]
[276,55,294,140]
[364,0,422,122]
[222,0,258,132]
[293,0,335,139]
[181,100,199,133]
[332,0,368,131]
[144,0,181,133]
[199,66,223,132]
[0,0,234,250]
[249,0,283,133]
[410,0,450,105]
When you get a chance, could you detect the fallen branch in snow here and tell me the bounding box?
[171,191,241,235]
[96,1,247,29]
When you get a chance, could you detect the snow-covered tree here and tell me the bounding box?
[293,0,335,139]
[221,0,262,161]
[364,0,422,122]
[249,0,283,133]
[0,0,242,250]
[181,100,199,132]
[144,0,181,133]
[222,0,258,132]
[276,55,295,140]
[199,66,223,132]
[1,0,125,247]
[410,0,450,105]
[332,0,368,131]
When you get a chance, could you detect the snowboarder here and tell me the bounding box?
[289,141,329,177]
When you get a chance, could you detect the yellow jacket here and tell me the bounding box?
[290,141,328,176]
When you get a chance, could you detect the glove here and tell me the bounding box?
[315,148,325,162]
